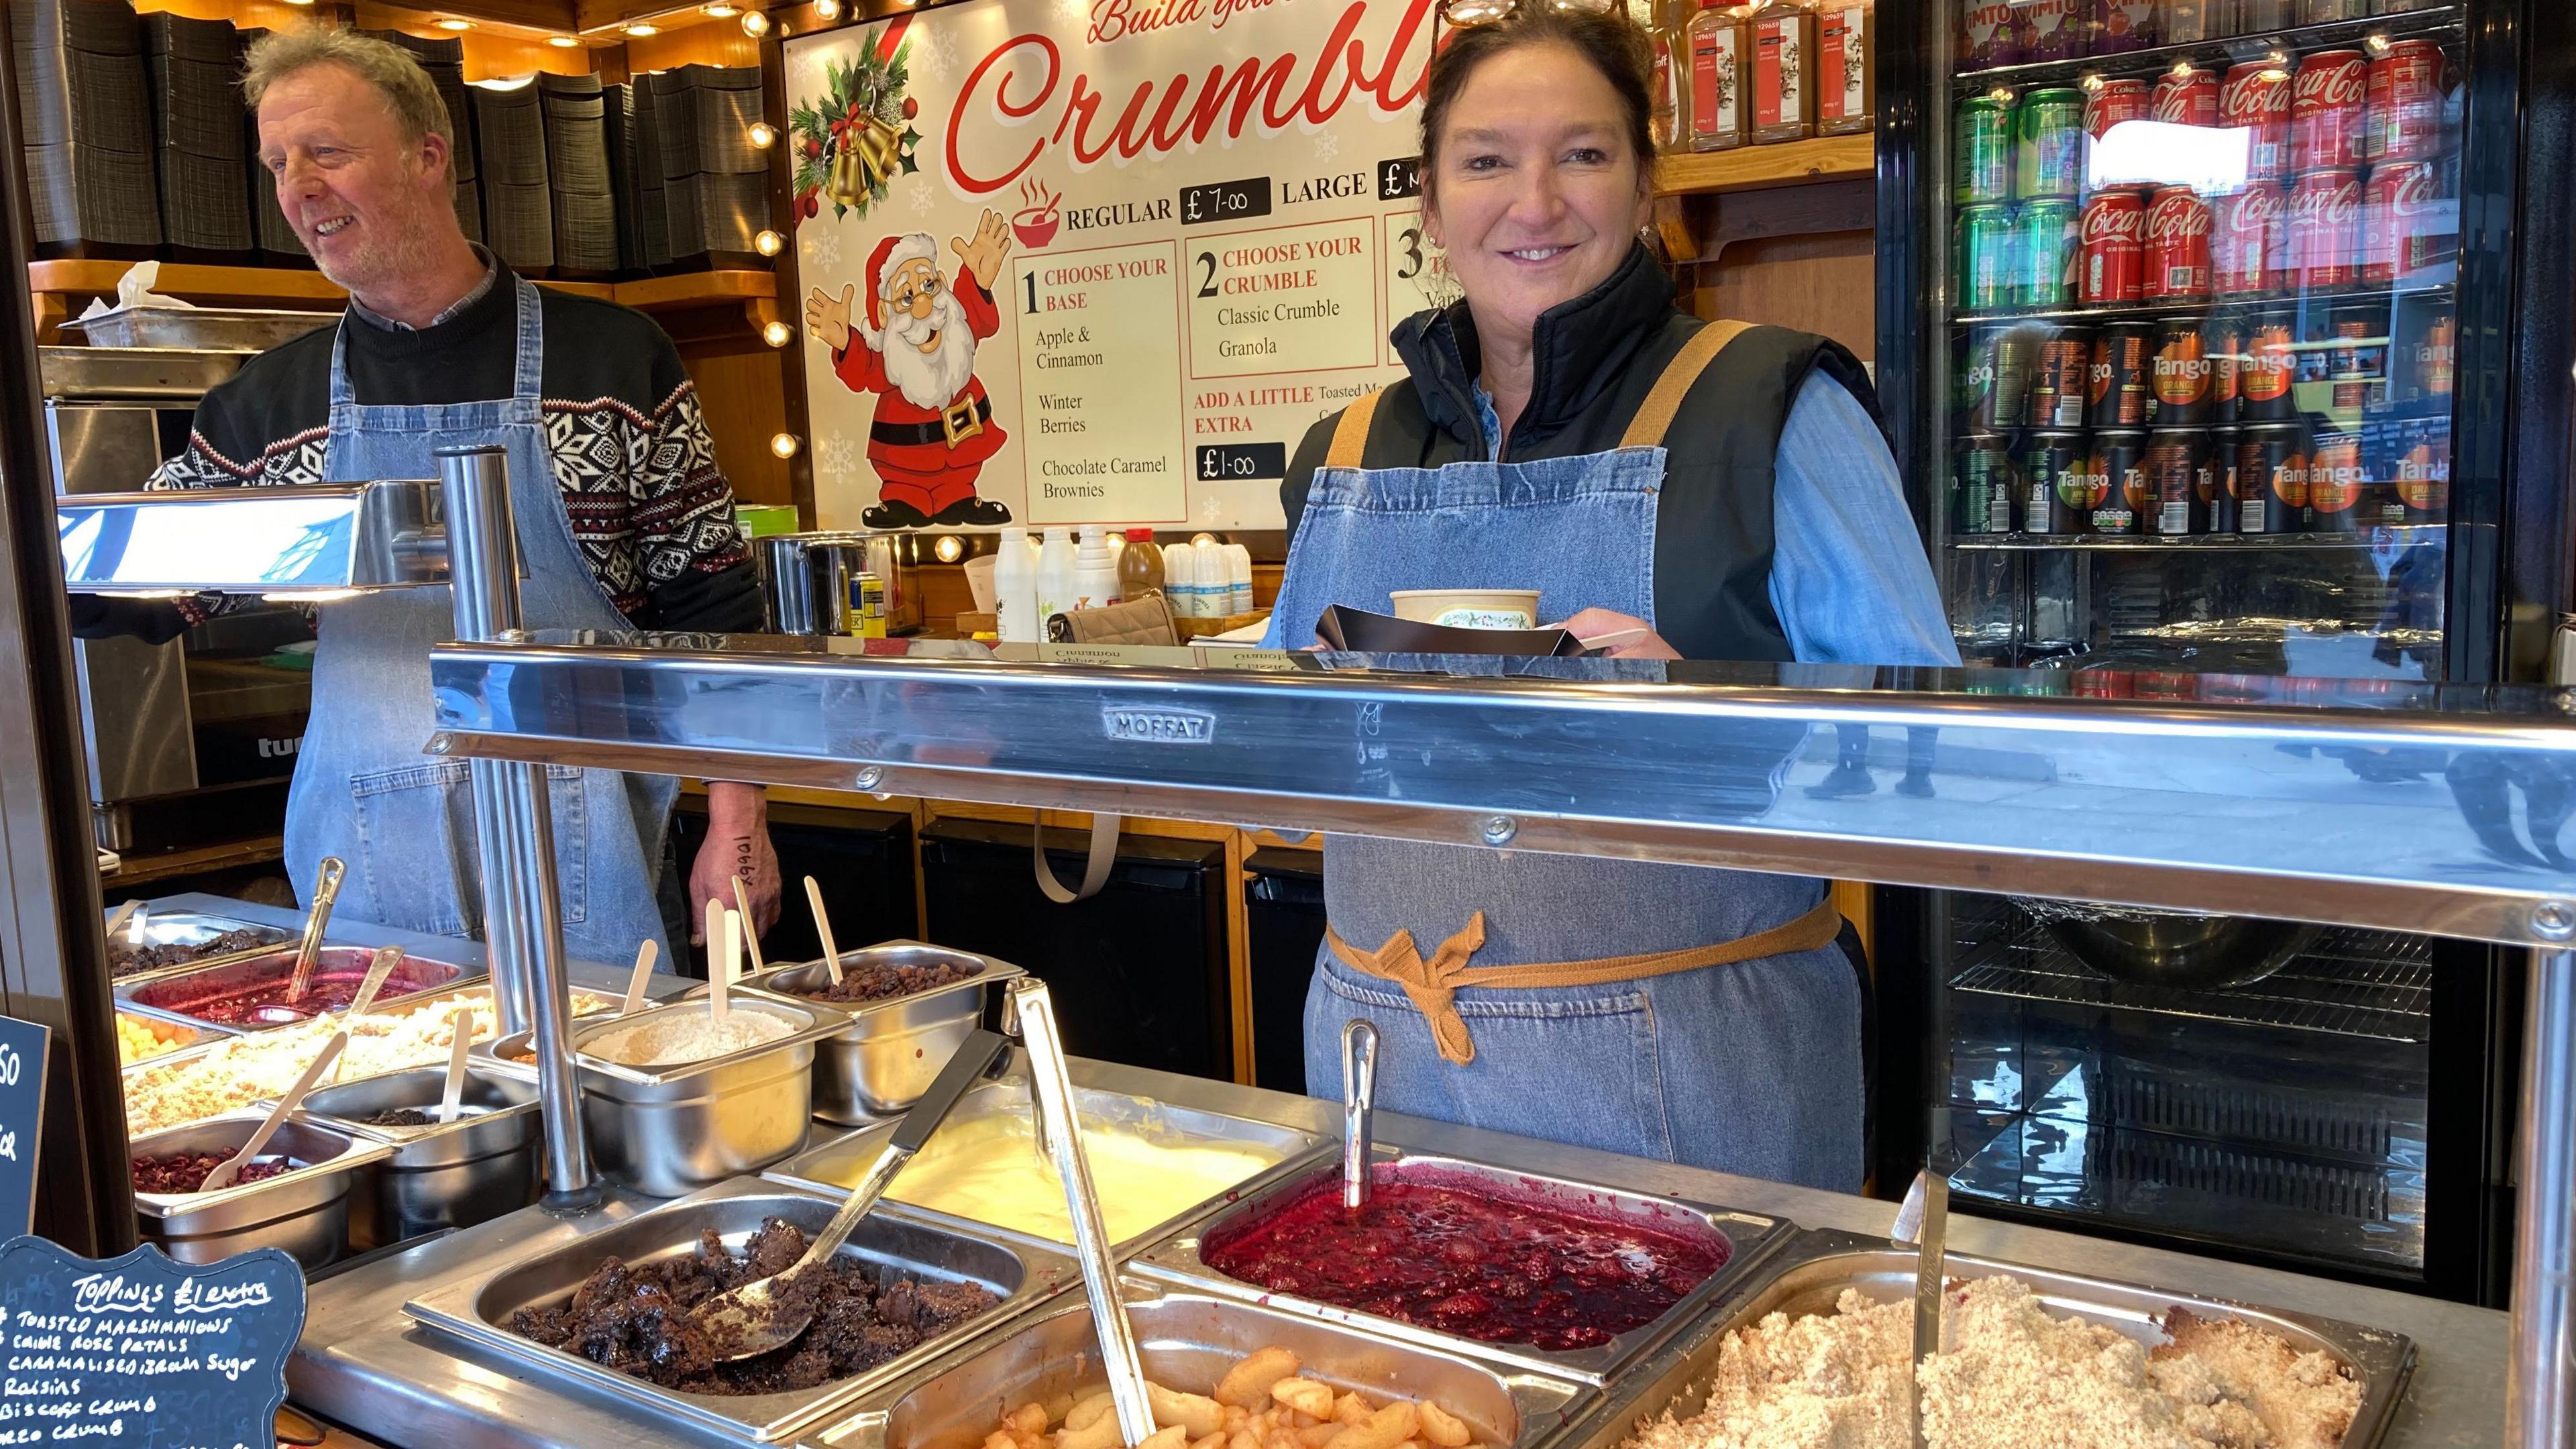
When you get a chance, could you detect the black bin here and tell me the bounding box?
[920,817,1229,1081]
[1244,846,1325,1093]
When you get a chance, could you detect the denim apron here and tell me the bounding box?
[284,277,677,967]
[1275,353,1864,1193]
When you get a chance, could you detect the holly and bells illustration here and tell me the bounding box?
[790,42,921,223]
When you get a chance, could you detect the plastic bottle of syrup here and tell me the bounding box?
[1749,0,1817,144]
[1034,529,1077,633]
[994,526,1036,642]
[1163,542,1201,616]
[1191,537,1229,619]
[1118,528,1165,603]
[1073,527,1119,610]
[1224,543,1254,616]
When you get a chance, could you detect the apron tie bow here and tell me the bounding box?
[1334,912,1490,1065]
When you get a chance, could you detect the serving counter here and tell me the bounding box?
[288,1057,2505,1449]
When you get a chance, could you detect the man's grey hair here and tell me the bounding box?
[241,28,456,181]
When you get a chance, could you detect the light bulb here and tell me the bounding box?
[703,1,737,13]
[770,433,800,458]
[814,0,841,17]
[435,17,473,29]
[549,33,581,45]
[623,21,659,36]
[933,535,964,562]
[741,9,771,34]
[762,319,793,347]
[754,229,784,256]
[747,121,777,148]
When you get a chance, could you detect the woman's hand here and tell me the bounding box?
[1554,607,1680,659]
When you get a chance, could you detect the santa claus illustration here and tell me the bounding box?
[806,209,1014,527]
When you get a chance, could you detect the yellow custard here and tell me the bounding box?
[889,1108,1283,1242]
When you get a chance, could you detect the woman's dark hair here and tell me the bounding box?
[1418,5,1658,209]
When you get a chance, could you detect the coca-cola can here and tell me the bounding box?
[2024,0,2090,61]
[1959,0,2022,67]
[2080,189,2149,305]
[2088,77,2153,144]
[2092,0,2159,54]
[2362,159,2443,284]
[2153,65,2218,129]
[2143,185,2213,303]
[2211,181,2286,297]
[2368,39,2448,163]
[2221,61,2293,180]
[2151,315,2214,425]
[2292,50,2369,174]
[2288,168,2362,290]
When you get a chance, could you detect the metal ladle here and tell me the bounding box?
[1342,1019,1377,1210]
[688,1028,1014,1361]
[1004,976,1157,1448]
[280,856,347,1008]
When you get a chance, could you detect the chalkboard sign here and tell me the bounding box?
[0,1236,307,1449]
[0,1014,45,1236]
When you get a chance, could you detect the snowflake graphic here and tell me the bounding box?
[1201,496,1222,521]
[1312,131,1338,162]
[906,27,953,80]
[802,227,841,267]
[909,180,936,216]
[817,430,859,481]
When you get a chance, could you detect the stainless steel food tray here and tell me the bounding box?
[402,1177,1081,1444]
[1135,1150,1790,1387]
[130,1110,394,1270]
[1544,1228,2418,1449]
[60,305,334,352]
[105,907,297,983]
[763,1076,1327,1256]
[804,1277,1594,1449]
[117,945,483,1031]
[694,942,1024,1124]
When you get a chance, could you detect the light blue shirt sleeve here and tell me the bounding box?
[1768,374,1962,667]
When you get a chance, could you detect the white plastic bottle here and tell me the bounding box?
[1073,526,1119,610]
[1163,541,1200,616]
[1224,543,1253,616]
[994,526,1035,642]
[1192,536,1228,618]
[1034,529,1077,632]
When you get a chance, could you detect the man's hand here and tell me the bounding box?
[689,782,782,946]
[951,209,1012,292]
[1555,607,1681,659]
[805,284,855,352]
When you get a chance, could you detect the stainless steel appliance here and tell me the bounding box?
[757,530,923,636]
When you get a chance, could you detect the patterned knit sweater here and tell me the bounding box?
[146,262,760,631]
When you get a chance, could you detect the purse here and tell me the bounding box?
[1046,591,1179,646]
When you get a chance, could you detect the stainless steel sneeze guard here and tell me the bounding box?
[427,636,2576,946]
[57,481,448,594]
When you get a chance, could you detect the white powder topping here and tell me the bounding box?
[581,1007,792,1066]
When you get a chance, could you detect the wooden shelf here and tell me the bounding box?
[27,261,776,341]
[1654,133,1875,197]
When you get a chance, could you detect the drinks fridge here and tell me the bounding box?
[1870,0,2576,1302]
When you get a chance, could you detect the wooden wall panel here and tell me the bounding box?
[625,20,758,70]
[1684,229,1878,361]
[680,342,795,506]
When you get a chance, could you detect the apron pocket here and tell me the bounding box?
[350,762,588,936]
[1309,963,1675,1163]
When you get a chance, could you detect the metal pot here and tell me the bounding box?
[569,998,845,1197]
[299,1066,541,1248]
[129,1111,392,1269]
[2022,901,2322,991]
[714,943,1022,1122]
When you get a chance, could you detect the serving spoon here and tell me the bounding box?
[279,856,347,1006]
[200,1029,347,1192]
[685,1028,1014,1362]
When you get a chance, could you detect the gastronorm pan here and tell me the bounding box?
[1136,1150,1788,1387]
[711,941,1023,1123]
[298,1065,542,1247]
[402,1177,1078,1443]
[104,907,295,982]
[119,945,479,1029]
[570,998,849,1197]
[129,1110,394,1269]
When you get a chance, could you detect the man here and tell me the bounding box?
[96,28,780,961]
[804,217,1015,529]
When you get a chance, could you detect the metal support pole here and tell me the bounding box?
[438,445,597,1208]
[2511,947,2576,1448]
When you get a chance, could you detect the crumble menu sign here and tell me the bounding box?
[784,0,1454,533]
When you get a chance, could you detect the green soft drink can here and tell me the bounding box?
[2012,197,2080,307]
[1955,94,2013,207]
[1956,204,2017,311]
[2012,86,2086,201]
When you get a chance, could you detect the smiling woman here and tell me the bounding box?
[1262,2,1960,1193]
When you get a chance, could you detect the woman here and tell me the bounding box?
[1264,2,1956,1192]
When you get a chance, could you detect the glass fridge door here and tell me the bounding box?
[1935,1,2465,682]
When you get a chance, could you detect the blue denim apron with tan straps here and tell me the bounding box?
[1271,322,1863,1192]
[284,276,676,967]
